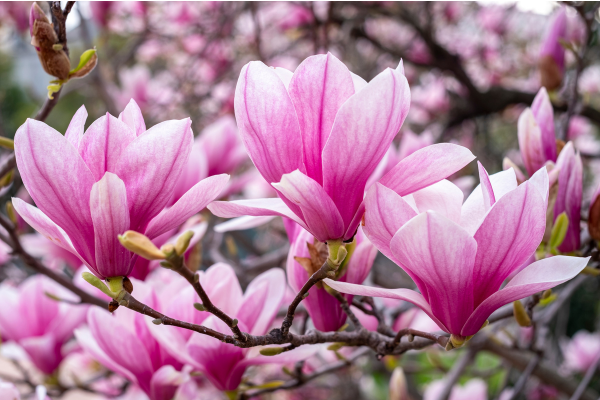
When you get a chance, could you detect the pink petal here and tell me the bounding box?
[145,174,229,239]
[554,142,583,252]
[379,144,475,196]
[79,113,136,181]
[12,198,91,271]
[273,170,345,242]
[531,87,557,162]
[0,284,25,340]
[64,105,87,149]
[150,365,181,400]
[14,120,96,266]
[363,183,417,262]
[472,181,546,306]
[90,172,131,278]
[518,108,546,176]
[460,168,518,235]
[323,279,448,332]
[238,268,286,336]
[19,334,61,374]
[351,72,368,92]
[234,62,303,185]
[74,326,139,385]
[412,179,464,224]
[272,66,293,89]
[86,307,154,393]
[477,161,495,212]
[322,67,410,227]
[214,215,276,232]
[118,99,147,137]
[529,166,550,204]
[288,53,355,185]
[208,197,308,231]
[390,212,477,334]
[462,256,589,336]
[115,118,193,232]
[201,263,243,317]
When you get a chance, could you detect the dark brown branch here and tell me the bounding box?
[168,257,246,341]
[508,355,540,400]
[439,349,476,400]
[333,291,362,329]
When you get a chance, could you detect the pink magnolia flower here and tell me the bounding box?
[287,224,377,331]
[517,87,557,176]
[148,263,317,391]
[12,100,229,279]
[75,279,184,400]
[21,233,83,271]
[562,330,600,373]
[208,53,474,243]
[354,302,440,333]
[554,141,582,252]
[0,275,87,374]
[326,163,589,338]
[424,378,487,400]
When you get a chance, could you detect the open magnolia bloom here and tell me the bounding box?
[148,263,318,392]
[208,52,474,243]
[325,163,589,340]
[12,100,229,279]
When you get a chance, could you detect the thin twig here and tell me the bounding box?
[569,355,600,400]
[438,349,476,400]
[508,355,540,400]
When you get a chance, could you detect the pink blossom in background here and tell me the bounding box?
[562,330,600,374]
[424,378,487,400]
[326,163,589,337]
[0,1,29,32]
[353,301,440,333]
[196,115,247,177]
[13,100,229,279]
[0,275,87,374]
[539,7,567,89]
[21,233,82,271]
[517,87,557,176]
[148,263,317,391]
[209,53,475,243]
[554,142,583,252]
[0,381,20,400]
[90,1,114,28]
[287,223,377,331]
[75,279,184,400]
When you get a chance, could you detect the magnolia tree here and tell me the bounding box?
[0,1,600,400]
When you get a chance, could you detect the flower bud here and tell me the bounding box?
[29,3,71,80]
[0,137,14,150]
[588,184,600,241]
[118,230,165,260]
[160,243,176,257]
[549,212,568,254]
[193,303,206,311]
[175,230,194,256]
[513,300,532,327]
[5,201,17,225]
[539,7,567,90]
[81,272,115,299]
[389,367,409,400]
[259,347,285,356]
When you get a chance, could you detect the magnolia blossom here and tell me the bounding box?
[148,263,316,391]
[562,330,600,373]
[75,279,185,400]
[13,100,229,279]
[517,87,557,176]
[208,53,474,243]
[0,381,20,400]
[554,142,582,252]
[0,275,87,374]
[326,163,588,337]
[424,378,487,400]
[287,223,377,331]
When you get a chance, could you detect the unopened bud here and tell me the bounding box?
[6,201,17,225]
[29,3,71,80]
[108,300,119,312]
[589,192,600,241]
[0,137,14,150]
[259,347,285,356]
[175,230,194,256]
[81,272,115,299]
[549,212,569,254]
[302,292,309,299]
[105,276,124,294]
[538,55,562,91]
[542,289,552,299]
[44,291,62,302]
[327,342,345,351]
[407,334,414,342]
[152,319,162,325]
[389,367,409,400]
[160,243,176,258]
[513,300,532,327]
[160,261,173,269]
[231,318,238,328]
[68,48,98,79]
[193,273,199,283]
[193,303,206,311]
[118,231,165,260]
[0,170,13,188]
